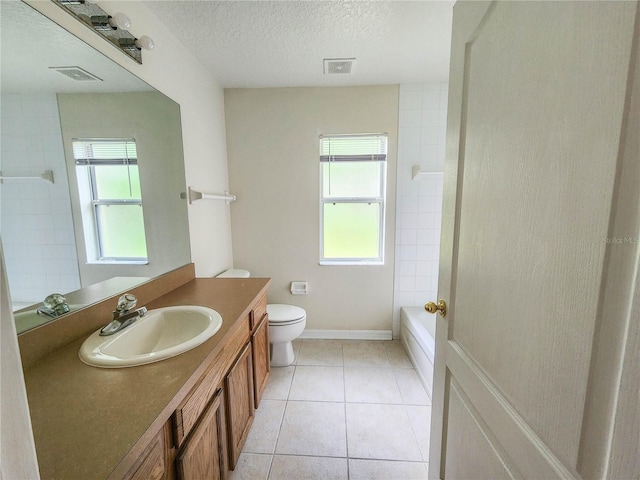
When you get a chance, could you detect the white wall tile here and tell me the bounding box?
[399,90,423,110]
[399,108,422,128]
[393,83,447,338]
[422,88,441,109]
[1,93,80,304]
[397,261,416,276]
[397,212,418,230]
[421,109,441,127]
[400,83,423,94]
[421,126,440,145]
[397,245,417,262]
[398,229,417,245]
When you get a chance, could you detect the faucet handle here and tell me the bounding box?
[43,293,70,316]
[116,293,137,313]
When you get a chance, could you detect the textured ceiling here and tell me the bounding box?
[145,1,454,88]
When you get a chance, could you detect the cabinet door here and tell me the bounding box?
[225,343,255,470]
[176,388,227,480]
[125,422,172,480]
[252,312,270,408]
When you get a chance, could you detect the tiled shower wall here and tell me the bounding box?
[1,93,80,307]
[392,83,447,337]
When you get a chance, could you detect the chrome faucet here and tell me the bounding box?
[99,293,147,336]
[36,293,70,318]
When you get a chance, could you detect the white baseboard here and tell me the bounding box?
[299,329,393,341]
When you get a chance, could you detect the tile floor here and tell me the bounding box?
[230,339,432,480]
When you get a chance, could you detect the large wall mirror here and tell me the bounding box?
[1,1,191,333]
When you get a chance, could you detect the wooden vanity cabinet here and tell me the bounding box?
[129,292,270,479]
[176,388,227,480]
[224,343,255,470]
[251,308,270,407]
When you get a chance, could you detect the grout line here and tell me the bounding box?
[341,341,350,479]
[253,340,434,477]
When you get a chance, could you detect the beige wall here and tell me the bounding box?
[57,92,190,287]
[225,86,398,332]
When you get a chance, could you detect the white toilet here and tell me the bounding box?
[216,269,306,367]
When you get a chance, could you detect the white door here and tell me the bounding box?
[429,2,640,479]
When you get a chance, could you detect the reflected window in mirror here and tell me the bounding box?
[73,139,148,264]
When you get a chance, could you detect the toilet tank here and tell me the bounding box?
[216,269,251,278]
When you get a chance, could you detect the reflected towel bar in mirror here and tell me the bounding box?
[0,170,54,184]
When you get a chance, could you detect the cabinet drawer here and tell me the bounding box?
[251,294,267,331]
[173,315,251,446]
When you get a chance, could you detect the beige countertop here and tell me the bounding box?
[22,277,270,480]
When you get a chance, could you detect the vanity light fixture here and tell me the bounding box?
[90,12,131,31]
[118,36,155,52]
[54,1,153,64]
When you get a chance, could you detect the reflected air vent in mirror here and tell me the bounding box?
[50,66,103,82]
[323,58,356,75]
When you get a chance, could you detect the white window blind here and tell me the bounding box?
[320,134,388,162]
[73,138,137,165]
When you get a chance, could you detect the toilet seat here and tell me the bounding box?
[267,304,306,325]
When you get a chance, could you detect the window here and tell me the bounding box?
[320,134,387,264]
[72,139,148,263]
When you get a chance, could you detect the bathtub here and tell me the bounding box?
[400,306,436,400]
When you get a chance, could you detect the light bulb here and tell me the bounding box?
[135,36,154,51]
[109,12,131,30]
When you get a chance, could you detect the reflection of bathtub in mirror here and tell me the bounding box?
[13,277,149,334]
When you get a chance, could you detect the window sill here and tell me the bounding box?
[87,260,149,266]
[319,260,384,266]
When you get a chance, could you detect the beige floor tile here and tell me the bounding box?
[276,401,347,457]
[289,366,344,402]
[230,453,272,480]
[393,369,430,405]
[405,405,432,461]
[263,366,295,400]
[346,403,422,461]
[269,455,348,480]
[383,341,414,369]
[342,341,390,368]
[297,340,344,366]
[344,367,403,404]
[348,459,428,480]
[243,400,286,454]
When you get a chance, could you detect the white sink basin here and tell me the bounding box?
[79,305,223,368]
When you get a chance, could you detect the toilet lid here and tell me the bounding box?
[267,304,306,323]
[216,269,250,278]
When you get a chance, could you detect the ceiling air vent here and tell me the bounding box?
[323,58,356,75]
[50,66,103,82]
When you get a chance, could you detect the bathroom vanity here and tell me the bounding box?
[18,264,271,479]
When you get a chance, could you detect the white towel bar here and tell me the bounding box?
[182,186,236,204]
[412,165,443,180]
